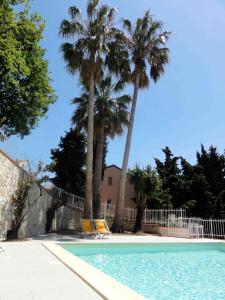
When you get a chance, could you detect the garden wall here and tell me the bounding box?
[0,149,76,240]
[53,207,82,232]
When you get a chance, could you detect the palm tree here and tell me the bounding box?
[111,11,170,232]
[72,76,131,218]
[59,1,118,219]
[128,165,160,233]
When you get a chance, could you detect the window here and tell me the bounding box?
[108,176,112,185]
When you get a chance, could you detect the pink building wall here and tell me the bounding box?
[101,165,136,209]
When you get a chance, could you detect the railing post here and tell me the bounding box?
[210,219,214,239]
[144,209,146,224]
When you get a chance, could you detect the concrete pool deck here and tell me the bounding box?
[0,234,223,300]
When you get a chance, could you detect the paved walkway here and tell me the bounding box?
[0,239,102,300]
[0,234,220,300]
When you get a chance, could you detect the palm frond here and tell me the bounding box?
[160,31,171,44]
[144,21,163,43]
[122,18,132,33]
[141,10,151,31]
[59,20,84,38]
[71,76,130,138]
[69,6,81,20]
[149,47,169,82]
[97,5,108,20]
[114,80,125,92]
[87,0,100,18]
[60,0,119,84]
[136,18,142,32]
[118,11,171,88]
[99,76,111,91]
[108,7,118,22]
[117,94,132,105]
[60,43,83,74]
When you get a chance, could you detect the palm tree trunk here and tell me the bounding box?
[133,198,146,233]
[84,70,95,219]
[93,128,105,219]
[111,74,140,232]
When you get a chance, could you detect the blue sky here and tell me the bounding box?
[2,0,225,168]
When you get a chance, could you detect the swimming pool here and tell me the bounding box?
[61,243,225,300]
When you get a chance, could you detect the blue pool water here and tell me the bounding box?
[61,243,225,300]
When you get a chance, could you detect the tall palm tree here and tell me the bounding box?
[72,76,131,218]
[111,11,170,232]
[59,1,118,218]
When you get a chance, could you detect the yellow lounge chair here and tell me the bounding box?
[94,219,111,238]
[80,219,97,238]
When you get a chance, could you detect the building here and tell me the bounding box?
[101,165,136,210]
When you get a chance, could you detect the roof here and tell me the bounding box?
[106,164,121,170]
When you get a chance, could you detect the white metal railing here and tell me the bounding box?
[122,208,186,225]
[167,217,204,238]
[166,217,225,239]
[101,204,186,225]
[50,185,84,211]
[49,186,186,226]
[202,219,225,239]
[49,185,225,240]
[144,209,186,225]
[123,207,137,221]
[100,203,116,217]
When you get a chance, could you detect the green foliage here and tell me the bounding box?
[128,165,163,232]
[155,146,187,208]
[59,1,118,84]
[0,1,55,137]
[48,128,86,196]
[11,180,30,230]
[155,145,225,218]
[60,0,119,219]
[128,164,171,208]
[128,165,159,203]
[72,76,131,138]
[107,11,170,87]
[111,11,170,233]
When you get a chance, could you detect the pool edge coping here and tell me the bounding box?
[42,241,147,300]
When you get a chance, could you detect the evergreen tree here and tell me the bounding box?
[194,145,225,217]
[155,147,188,208]
[155,145,225,218]
[196,145,225,196]
[48,128,108,197]
[48,128,86,196]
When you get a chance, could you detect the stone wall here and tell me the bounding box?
[18,183,53,239]
[0,148,56,239]
[0,149,21,239]
[0,149,59,239]
[0,149,76,239]
[53,207,83,232]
